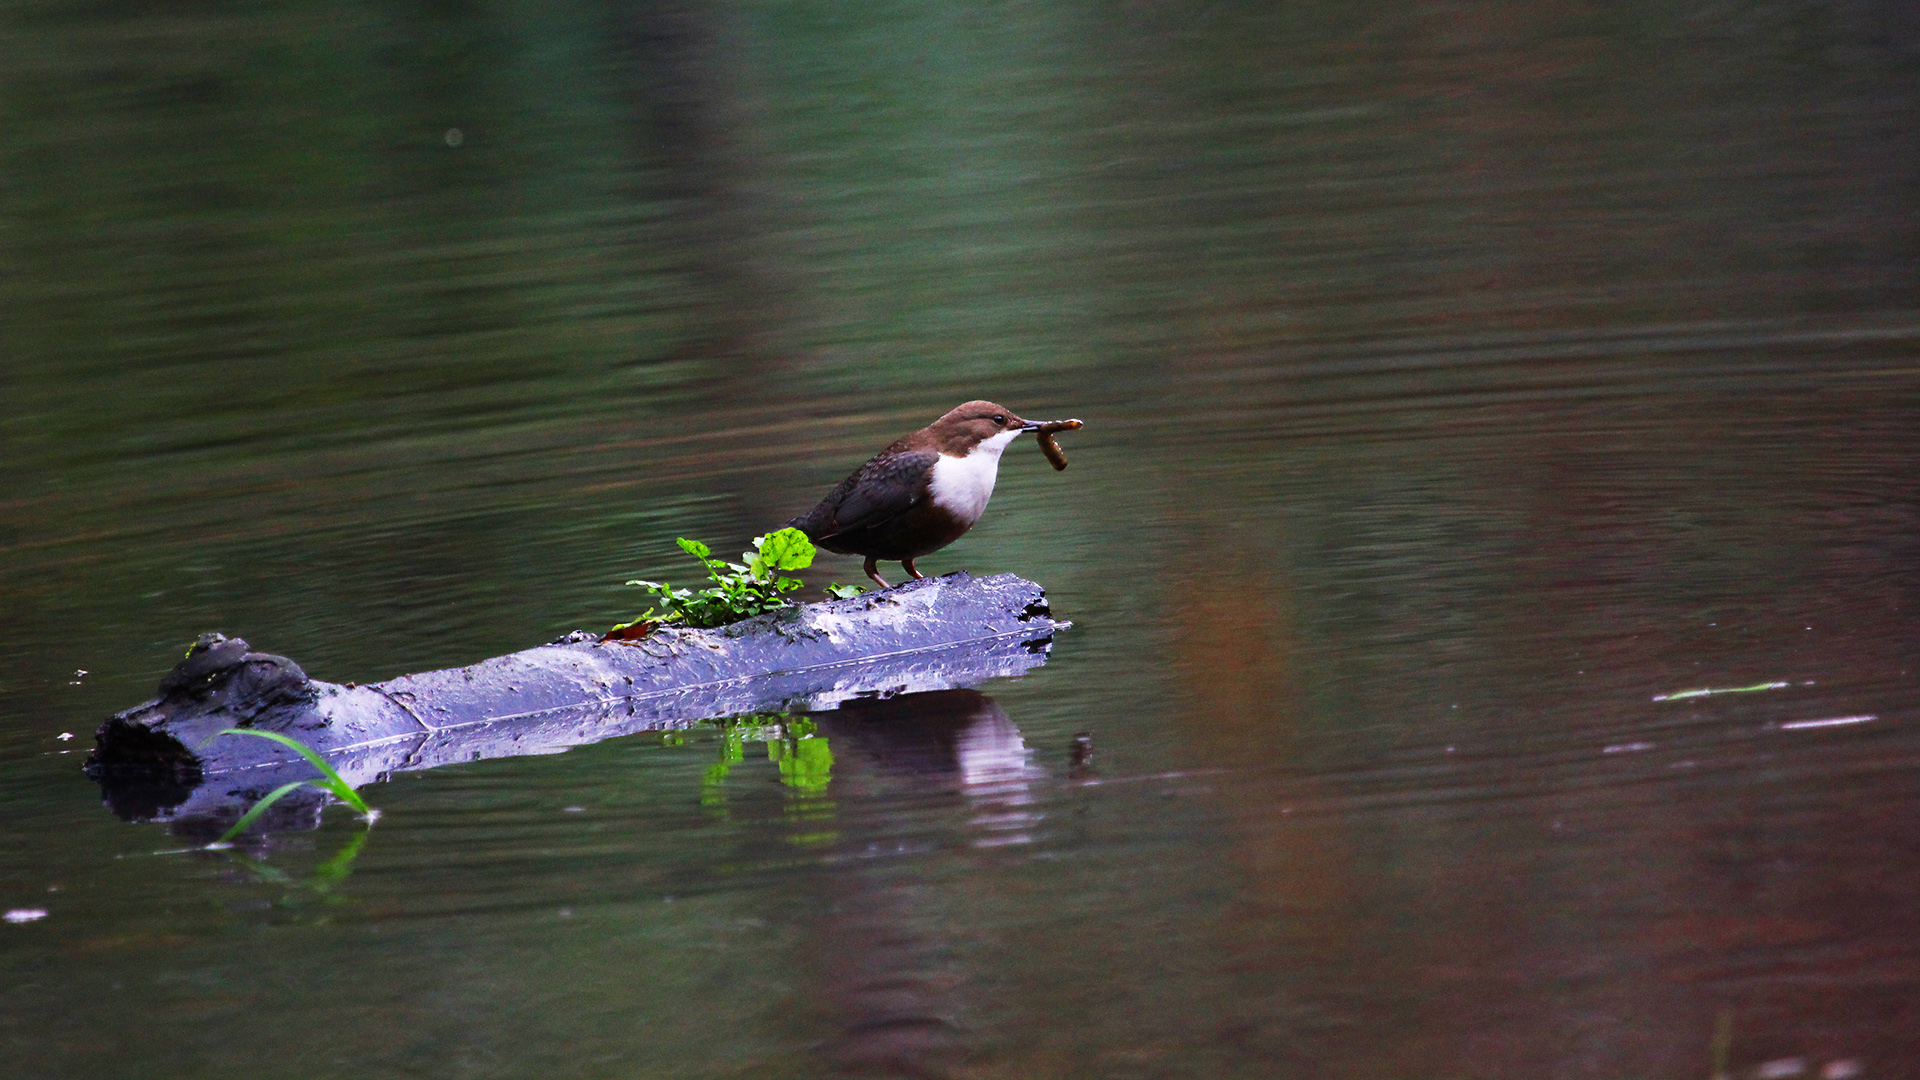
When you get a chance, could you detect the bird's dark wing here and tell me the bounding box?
[804,450,937,540]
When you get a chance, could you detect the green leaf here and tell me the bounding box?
[756,528,816,572]
[677,537,711,559]
[211,728,371,814]
[825,583,865,600]
[216,779,313,843]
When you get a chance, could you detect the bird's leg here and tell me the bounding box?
[902,558,924,580]
[863,556,892,589]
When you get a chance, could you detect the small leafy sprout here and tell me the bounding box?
[205,728,373,844]
[824,583,866,600]
[618,527,820,632]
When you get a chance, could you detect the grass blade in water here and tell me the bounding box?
[216,780,314,844]
[213,728,372,813]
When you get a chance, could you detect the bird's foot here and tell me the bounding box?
[863,556,892,589]
[902,558,925,580]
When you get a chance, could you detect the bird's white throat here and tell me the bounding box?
[927,429,1021,522]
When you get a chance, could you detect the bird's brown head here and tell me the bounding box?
[923,400,1033,455]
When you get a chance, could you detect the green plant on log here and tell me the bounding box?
[615,528,822,633]
[204,728,375,843]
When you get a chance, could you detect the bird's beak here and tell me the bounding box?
[1018,420,1049,433]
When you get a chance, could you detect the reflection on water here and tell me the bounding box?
[805,690,1040,1077]
[4,0,1920,1076]
[818,689,1044,850]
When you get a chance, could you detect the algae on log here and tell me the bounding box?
[86,572,1066,832]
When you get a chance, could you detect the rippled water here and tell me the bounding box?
[4,0,1920,1076]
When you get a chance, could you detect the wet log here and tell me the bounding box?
[86,572,1066,830]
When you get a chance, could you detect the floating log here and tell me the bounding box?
[86,572,1066,832]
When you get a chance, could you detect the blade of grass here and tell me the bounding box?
[213,728,371,813]
[217,780,314,844]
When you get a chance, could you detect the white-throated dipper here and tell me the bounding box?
[788,400,1060,588]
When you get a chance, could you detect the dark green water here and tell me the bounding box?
[5,1,1920,1077]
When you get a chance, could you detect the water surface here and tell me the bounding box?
[4,1,1919,1076]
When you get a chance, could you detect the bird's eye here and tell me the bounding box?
[992,414,1006,426]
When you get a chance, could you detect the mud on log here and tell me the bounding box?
[86,572,1066,830]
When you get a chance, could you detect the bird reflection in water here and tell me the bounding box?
[800,688,1043,1077]
[814,687,1044,847]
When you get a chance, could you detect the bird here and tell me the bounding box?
[788,400,1046,588]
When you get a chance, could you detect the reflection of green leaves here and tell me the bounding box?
[701,728,746,806]
[698,713,833,804]
[309,828,370,892]
[770,734,833,795]
[224,823,370,909]
[229,824,370,892]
